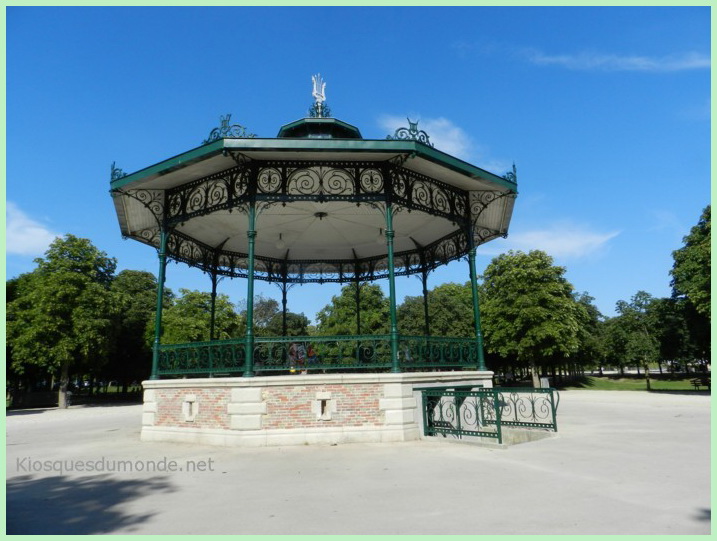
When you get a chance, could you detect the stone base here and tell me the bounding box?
[141,371,493,447]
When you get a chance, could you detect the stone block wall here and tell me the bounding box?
[141,372,493,447]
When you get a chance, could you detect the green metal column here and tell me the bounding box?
[281,281,288,337]
[150,228,169,380]
[243,201,257,377]
[385,204,400,372]
[355,281,361,335]
[421,269,430,337]
[209,273,218,341]
[467,245,487,371]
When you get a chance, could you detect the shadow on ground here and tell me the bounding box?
[693,508,711,522]
[6,408,56,417]
[648,390,712,396]
[6,474,174,534]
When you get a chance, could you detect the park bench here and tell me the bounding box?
[690,377,711,391]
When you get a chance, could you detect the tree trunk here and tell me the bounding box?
[58,362,70,409]
[530,362,540,388]
[644,361,651,391]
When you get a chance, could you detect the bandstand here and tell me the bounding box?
[110,76,518,446]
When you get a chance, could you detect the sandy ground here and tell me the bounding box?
[5,390,711,535]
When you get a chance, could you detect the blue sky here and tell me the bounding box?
[6,6,711,322]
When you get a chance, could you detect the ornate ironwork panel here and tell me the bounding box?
[398,335,479,369]
[166,164,251,225]
[158,339,246,376]
[421,388,560,444]
[112,188,165,229]
[114,156,514,283]
[155,334,487,377]
[391,166,469,225]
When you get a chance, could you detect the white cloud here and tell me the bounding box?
[6,202,60,256]
[524,49,710,72]
[378,114,512,174]
[483,223,620,259]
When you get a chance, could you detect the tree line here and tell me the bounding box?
[7,206,709,405]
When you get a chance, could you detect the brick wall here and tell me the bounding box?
[155,387,231,429]
[262,383,382,429]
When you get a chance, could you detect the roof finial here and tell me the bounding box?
[309,73,331,118]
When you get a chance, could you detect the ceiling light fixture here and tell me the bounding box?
[275,233,286,250]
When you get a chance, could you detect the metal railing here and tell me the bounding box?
[421,387,560,445]
[157,334,480,377]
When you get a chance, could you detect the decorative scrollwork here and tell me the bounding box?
[203,114,256,145]
[257,167,283,194]
[503,163,517,183]
[113,188,165,229]
[308,102,332,118]
[166,165,251,224]
[386,118,433,147]
[390,166,469,225]
[110,162,127,181]
[284,166,355,196]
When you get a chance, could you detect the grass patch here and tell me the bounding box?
[562,375,708,392]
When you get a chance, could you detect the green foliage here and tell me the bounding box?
[107,270,168,384]
[263,311,311,337]
[250,295,280,331]
[602,316,630,372]
[648,297,693,364]
[572,292,606,368]
[671,205,710,318]
[150,289,242,344]
[612,291,660,369]
[36,234,116,286]
[7,236,118,407]
[317,283,389,335]
[398,282,473,337]
[480,250,583,365]
[238,295,310,336]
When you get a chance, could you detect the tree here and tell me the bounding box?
[572,292,606,375]
[263,311,311,336]
[150,289,241,344]
[671,205,710,319]
[251,295,280,331]
[615,291,660,386]
[648,297,691,373]
[237,295,311,336]
[316,283,389,336]
[7,235,118,408]
[602,316,630,375]
[107,270,170,391]
[480,250,584,387]
[398,282,473,337]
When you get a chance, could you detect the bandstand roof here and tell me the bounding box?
[110,115,517,284]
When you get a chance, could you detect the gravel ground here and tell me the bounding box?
[5,390,711,535]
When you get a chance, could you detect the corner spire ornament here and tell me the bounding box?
[309,73,331,118]
[503,163,517,183]
[386,118,433,147]
[202,114,256,144]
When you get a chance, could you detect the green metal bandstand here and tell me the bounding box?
[110,76,517,380]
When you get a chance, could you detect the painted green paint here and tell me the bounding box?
[110,138,517,193]
[243,201,257,378]
[150,228,169,380]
